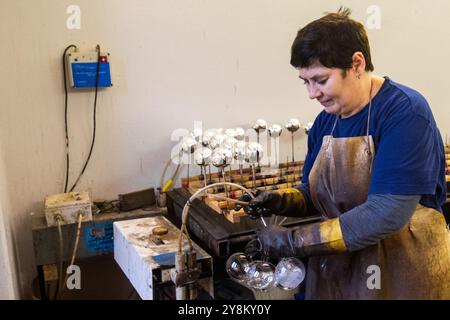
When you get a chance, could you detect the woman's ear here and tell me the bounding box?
[352,52,366,78]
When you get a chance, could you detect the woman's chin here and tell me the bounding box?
[322,106,339,114]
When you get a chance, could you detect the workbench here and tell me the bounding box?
[31,206,166,299]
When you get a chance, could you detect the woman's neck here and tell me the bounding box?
[340,75,384,119]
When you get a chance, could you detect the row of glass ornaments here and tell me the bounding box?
[226,239,306,292]
[180,119,313,167]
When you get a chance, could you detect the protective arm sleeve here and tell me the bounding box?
[339,194,420,252]
[270,183,319,217]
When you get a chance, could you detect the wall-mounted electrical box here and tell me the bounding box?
[66,51,112,88]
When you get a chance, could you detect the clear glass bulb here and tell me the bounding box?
[246,260,275,291]
[274,257,306,290]
[244,238,264,261]
[226,252,251,282]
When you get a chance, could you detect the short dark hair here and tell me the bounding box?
[290,7,374,72]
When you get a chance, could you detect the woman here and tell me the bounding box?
[242,8,450,299]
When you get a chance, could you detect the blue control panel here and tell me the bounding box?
[71,61,112,88]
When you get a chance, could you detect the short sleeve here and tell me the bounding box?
[369,112,439,195]
[301,120,319,185]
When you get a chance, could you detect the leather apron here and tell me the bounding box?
[306,97,450,299]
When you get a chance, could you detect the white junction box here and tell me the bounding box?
[44,192,93,227]
[114,216,214,300]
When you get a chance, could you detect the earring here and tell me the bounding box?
[356,74,361,80]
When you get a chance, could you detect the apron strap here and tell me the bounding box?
[327,79,374,155]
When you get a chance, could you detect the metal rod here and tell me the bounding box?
[222,168,230,210]
[239,162,243,185]
[279,156,283,180]
[256,132,260,169]
[203,167,207,187]
[251,164,256,189]
[267,131,271,168]
[286,156,290,187]
[274,138,278,168]
[278,217,288,226]
[208,165,212,183]
[291,132,295,163]
[292,163,296,185]
[260,217,267,227]
[186,163,190,188]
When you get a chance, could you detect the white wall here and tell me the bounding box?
[0,0,449,297]
[0,140,20,299]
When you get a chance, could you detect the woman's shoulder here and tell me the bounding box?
[376,77,432,121]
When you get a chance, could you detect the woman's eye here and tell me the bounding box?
[317,78,328,85]
[303,80,309,85]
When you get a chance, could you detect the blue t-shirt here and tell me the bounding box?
[302,77,447,212]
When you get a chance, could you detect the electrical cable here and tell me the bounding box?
[69,44,101,192]
[159,154,181,190]
[59,212,83,299]
[62,45,78,193]
[160,153,183,192]
[55,217,64,300]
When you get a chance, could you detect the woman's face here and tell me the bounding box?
[298,63,359,117]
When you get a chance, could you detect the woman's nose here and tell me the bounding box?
[307,84,322,100]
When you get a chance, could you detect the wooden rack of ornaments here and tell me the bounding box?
[181,161,304,223]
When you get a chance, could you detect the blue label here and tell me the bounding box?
[152,250,205,267]
[71,62,112,88]
[85,222,114,253]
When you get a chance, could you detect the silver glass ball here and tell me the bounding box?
[181,136,197,154]
[285,118,301,133]
[234,127,246,141]
[225,128,236,138]
[234,141,247,161]
[201,130,216,147]
[245,142,263,164]
[268,124,283,137]
[211,147,232,167]
[194,147,212,166]
[223,136,237,150]
[191,128,203,142]
[252,119,267,133]
[209,134,226,149]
